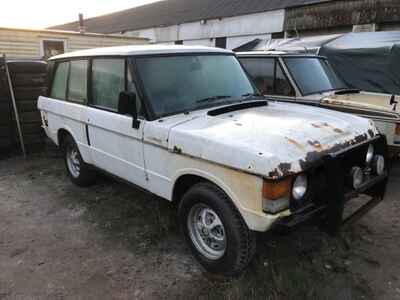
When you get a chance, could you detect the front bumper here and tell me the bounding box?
[275,136,388,233]
[275,172,387,232]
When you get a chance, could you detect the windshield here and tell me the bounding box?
[135,54,257,117]
[284,57,347,95]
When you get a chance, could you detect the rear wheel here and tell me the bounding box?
[63,135,96,187]
[178,182,256,276]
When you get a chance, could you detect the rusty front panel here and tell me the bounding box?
[268,131,376,179]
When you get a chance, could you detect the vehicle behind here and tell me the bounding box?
[238,52,400,157]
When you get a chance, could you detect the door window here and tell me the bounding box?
[240,57,295,96]
[91,58,143,116]
[50,61,69,100]
[92,59,125,111]
[67,60,88,103]
[275,63,295,96]
[240,58,275,95]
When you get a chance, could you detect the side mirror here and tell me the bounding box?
[118,91,140,129]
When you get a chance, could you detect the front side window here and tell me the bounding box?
[91,58,143,116]
[240,57,295,97]
[67,60,88,103]
[92,59,125,111]
[239,58,275,95]
[135,54,256,117]
[50,61,69,100]
[284,57,347,95]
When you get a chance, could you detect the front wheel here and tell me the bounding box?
[178,182,256,276]
[63,135,96,187]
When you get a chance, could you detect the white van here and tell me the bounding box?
[38,45,388,275]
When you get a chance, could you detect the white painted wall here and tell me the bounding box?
[182,38,214,47]
[124,9,285,49]
[178,10,283,41]
[0,28,146,59]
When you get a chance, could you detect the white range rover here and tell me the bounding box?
[38,45,388,275]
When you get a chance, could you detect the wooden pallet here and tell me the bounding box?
[0,58,47,156]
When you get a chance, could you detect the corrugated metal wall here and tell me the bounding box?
[0,28,147,59]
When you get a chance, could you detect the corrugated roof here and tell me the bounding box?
[49,0,333,34]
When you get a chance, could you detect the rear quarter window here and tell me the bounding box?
[67,60,88,103]
[50,61,69,100]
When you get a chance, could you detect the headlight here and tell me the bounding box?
[351,167,364,189]
[366,144,374,164]
[373,155,385,175]
[292,174,308,201]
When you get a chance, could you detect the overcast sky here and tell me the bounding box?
[1,0,163,29]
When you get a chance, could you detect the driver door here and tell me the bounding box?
[86,58,147,188]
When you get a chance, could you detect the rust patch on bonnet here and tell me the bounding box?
[299,133,370,170]
[311,122,329,128]
[286,137,305,151]
[268,162,294,179]
[308,140,323,152]
[333,128,344,134]
[312,122,344,134]
[268,169,280,178]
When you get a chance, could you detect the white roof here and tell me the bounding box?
[49,45,233,60]
[237,51,288,56]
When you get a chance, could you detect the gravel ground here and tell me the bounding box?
[0,150,399,300]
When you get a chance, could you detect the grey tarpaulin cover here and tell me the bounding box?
[246,31,400,95]
[319,31,400,95]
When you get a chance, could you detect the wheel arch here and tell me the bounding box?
[57,128,72,147]
[170,168,276,232]
[171,170,237,208]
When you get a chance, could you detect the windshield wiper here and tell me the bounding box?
[196,95,231,103]
[241,92,265,99]
[334,88,361,95]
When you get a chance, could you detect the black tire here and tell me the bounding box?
[178,182,256,276]
[62,135,96,187]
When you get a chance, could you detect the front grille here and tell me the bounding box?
[290,135,386,213]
